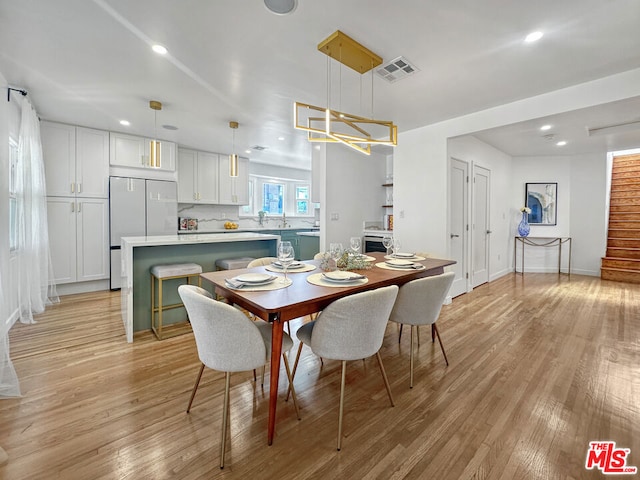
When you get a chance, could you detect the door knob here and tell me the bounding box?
[450,234,460,238]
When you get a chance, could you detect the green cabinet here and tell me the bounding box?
[298,234,320,260]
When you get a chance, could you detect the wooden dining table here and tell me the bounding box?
[200,252,455,445]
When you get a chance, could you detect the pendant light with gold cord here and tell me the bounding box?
[229,121,239,177]
[149,100,162,168]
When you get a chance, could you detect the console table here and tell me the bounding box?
[514,237,572,275]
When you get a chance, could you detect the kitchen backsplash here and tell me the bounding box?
[177,203,318,231]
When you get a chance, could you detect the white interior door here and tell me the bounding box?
[448,158,468,298]
[472,165,490,287]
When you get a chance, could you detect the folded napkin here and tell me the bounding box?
[225,278,247,288]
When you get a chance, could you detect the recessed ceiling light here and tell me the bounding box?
[278,136,285,141]
[525,31,544,43]
[264,0,297,15]
[152,44,168,55]
[314,145,321,150]
[556,141,567,146]
[245,150,252,154]
[119,120,130,126]
[540,125,552,131]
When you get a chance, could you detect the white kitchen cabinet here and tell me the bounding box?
[109,132,176,172]
[218,155,249,205]
[41,122,109,198]
[177,148,219,203]
[47,197,109,284]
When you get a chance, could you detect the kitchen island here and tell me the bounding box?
[120,232,279,342]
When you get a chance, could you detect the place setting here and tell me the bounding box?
[224,272,291,291]
[307,270,369,287]
[377,238,426,270]
[265,260,316,273]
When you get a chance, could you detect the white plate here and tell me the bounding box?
[322,271,365,282]
[385,259,414,267]
[393,252,416,258]
[235,273,274,283]
[272,261,304,269]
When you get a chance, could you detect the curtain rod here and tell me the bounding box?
[7,87,28,102]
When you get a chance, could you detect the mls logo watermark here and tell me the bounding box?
[585,441,637,475]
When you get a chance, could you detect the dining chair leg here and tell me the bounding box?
[431,324,436,343]
[398,323,403,343]
[261,365,266,387]
[417,325,421,345]
[286,342,304,402]
[337,360,347,451]
[220,371,231,469]
[376,352,395,406]
[186,363,206,413]
[282,354,301,420]
[433,323,449,366]
[410,325,415,389]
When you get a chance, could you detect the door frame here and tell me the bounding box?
[447,157,470,298]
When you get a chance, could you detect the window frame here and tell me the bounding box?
[239,174,313,218]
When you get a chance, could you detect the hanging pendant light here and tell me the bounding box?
[149,100,162,168]
[229,121,239,177]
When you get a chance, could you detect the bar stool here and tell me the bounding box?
[151,263,203,340]
[214,257,255,271]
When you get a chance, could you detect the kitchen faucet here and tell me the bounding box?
[280,212,289,228]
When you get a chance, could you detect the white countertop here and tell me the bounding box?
[297,231,320,237]
[122,232,280,248]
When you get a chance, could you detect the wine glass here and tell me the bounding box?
[329,242,343,270]
[277,241,294,283]
[392,238,401,257]
[382,235,393,255]
[349,236,361,257]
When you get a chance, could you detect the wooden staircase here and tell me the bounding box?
[601,153,640,283]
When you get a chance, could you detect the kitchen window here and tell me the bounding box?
[262,182,284,215]
[295,185,309,215]
[240,175,313,218]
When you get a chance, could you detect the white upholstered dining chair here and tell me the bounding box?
[291,285,399,450]
[389,271,455,388]
[247,256,278,268]
[178,285,300,469]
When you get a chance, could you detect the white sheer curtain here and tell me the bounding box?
[0,280,19,397]
[15,97,58,324]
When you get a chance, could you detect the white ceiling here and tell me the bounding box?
[1,0,640,168]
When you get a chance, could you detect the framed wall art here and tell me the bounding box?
[525,182,557,225]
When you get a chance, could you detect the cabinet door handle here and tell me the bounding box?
[450,234,460,238]
[71,183,75,194]
[141,154,145,165]
[77,183,81,194]
[78,202,82,213]
[71,202,75,213]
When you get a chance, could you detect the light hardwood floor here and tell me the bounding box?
[1,273,639,479]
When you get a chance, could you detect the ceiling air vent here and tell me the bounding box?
[251,145,268,151]
[375,56,419,83]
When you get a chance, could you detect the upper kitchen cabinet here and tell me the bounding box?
[41,121,109,198]
[177,148,219,203]
[218,155,249,205]
[109,132,176,172]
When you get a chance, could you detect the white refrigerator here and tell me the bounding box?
[109,177,178,289]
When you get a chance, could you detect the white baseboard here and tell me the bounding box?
[55,280,110,296]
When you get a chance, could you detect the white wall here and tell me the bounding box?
[321,143,386,252]
[569,152,608,276]
[394,67,640,279]
[511,156,572,272]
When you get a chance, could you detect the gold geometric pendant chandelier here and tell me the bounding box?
[294,30,398,155]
